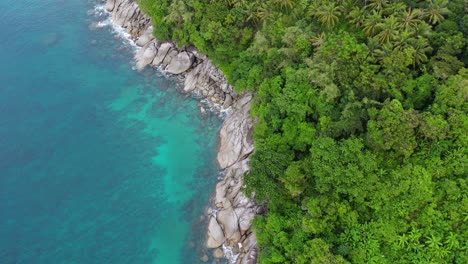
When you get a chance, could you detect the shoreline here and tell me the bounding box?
[97,0,258,263]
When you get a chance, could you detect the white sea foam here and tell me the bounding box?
[89,5,140,51]
[222,244,240,263]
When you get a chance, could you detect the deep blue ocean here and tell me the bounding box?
[0,0,221,263]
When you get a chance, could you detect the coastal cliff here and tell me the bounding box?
[102,0,258,263]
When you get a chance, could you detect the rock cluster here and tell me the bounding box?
[104,1,258,263]
[206,94,257,264]
[105,0,235,108]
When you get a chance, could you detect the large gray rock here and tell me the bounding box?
[166,52,195,74]
[217,94,254,169]
[206,217,225,248]
[161,49,179,68]
[136,26,154,47]
[110,0,151,37]
[135,41,158,70]
[105,0,116,11]
[215,181,228,206]
[112,0,132,27]
[183,58,234,103]
[152,43,172,66]
[240,233,258,264]
[242,233,257,253]
[217,207,241,243]
[215,161,247,206]
[223,93,233,108]
[237,207,255,233]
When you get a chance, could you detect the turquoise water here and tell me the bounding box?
[0,0,221,263]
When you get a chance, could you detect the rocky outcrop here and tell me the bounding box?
[218,94,254,168]
[104,0,235,108]
[103,1,257,263]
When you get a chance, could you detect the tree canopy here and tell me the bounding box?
[138,0,468,262]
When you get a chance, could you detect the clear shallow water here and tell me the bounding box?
[0,0,221,263]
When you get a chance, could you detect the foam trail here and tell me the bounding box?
[89,5,140,51]
[223,244,240,263]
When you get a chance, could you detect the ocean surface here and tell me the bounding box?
[0,0,222,263]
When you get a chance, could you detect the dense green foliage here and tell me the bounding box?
[138,0,467,262]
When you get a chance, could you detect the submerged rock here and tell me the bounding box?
[213,248,224,258]
[40,32,60,47]
[200,254,209,262]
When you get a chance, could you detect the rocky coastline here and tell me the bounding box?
[102,0,258,263]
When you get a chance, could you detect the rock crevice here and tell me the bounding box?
[104,1,257,263]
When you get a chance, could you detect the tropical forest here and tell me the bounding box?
[138,0,467,263]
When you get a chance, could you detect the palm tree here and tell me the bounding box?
[445,232,459,250]
[370,41,393,61]
[366,0,388,14]
[256,2,274,24]
[425,0,450,25]
[409,37,432,66]
[347,6,367,27]
[394,30,414,50]
[309,2,343,28]
[413,21,432,38]
[362,11,382,36]
[164,0,191,24]
[383,2,406,16]
[375,15,400,43]
[399,8,423,31]
[271,0,294,11]
[244,2,260,23]
[223,0,246,7]
[425,234,443,249]
[311,32,326,48]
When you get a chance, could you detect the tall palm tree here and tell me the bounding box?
[394,30,414,50]
[309,2,343,28]
[362,11,382,37]
[399,8,423,31]
[245,2,260,23]
[409,37,432,66]
[311,32,326,48]
[425,0,450,25]
[366,0,388,14]
[164,0,191,24]
[413,21,432,38]
[383,2,406,16]
[369,40,393,61]
[445,232,459,250]
[256,2,274,24]
[375,15,400,43]
[425,234,443,249]
[347,6,367,27]
[271,0,295,11]
[223,0,246,7]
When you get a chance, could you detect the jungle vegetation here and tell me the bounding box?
[137,0,467,262]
